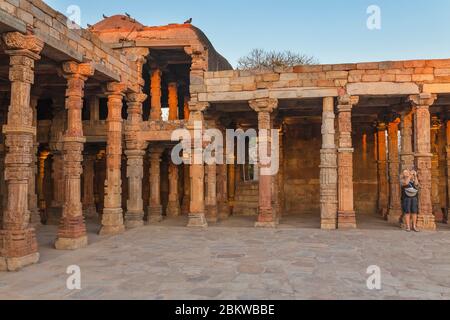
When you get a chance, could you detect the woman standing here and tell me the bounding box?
[401,169,420,232]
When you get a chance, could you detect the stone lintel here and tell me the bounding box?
[347,82,420,96]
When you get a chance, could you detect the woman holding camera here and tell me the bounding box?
[401,169,420,232]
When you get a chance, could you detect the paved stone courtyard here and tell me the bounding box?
[0,216,449,300]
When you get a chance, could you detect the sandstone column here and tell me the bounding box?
[320,97,338,230]
[217,162,230,220]
[409,93,437,231]
[55,61,94,250]
[431,116,443,222]
[400,111,415,171]
[183,96,190,120]
[29,96,40,226]
[228,162,236,212]
[100,82,126,235]
[387,117,402,223]
[181,165,190,215]
[150,68,162,121]
[37,151,49,214]
[446,118,450,223]
[82,153,97,219]
[249,98,278,228]
[376,122,389,218]
[205,163,218,223]
[0,32,43,271]
[337,95,358,229]
[168,81,179,121]
[148,147,164,223]
[167,161,181,217]
[124,93,147,229]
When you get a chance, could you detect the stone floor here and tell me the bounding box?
[0,214,449,300]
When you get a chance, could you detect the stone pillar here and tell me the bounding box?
[400,111,415,171]
[181,165,190,215]
[431,116,443,222]
[124,93,147,229]
[0,32,43,271]
[167,162,181,217]
[249,98,278,228]
[183,96,190,120]
[168,81,179,121]
[217,162,230,220]
[337,95,358,229]
[386,117,402,223]
[278,128,285,217]
[99,82,126,236]
[228,162,236,211]
[320,97,338,230]
[376,122,389,218]
[82,153,97,219]
[29,96,40,226]
[446,119,450,223]
[186,102,209,227]
[409,93,437,231]
[55,62,94,250]
[205,163,218,223]
[150,68,162,121]
[148,147,164,223]
[37,151,49,213]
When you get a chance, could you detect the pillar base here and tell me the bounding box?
[187,213,208,228]
[0,252,39,272]
[206,205,218,223]
[125,211,145,229]
[29,208,42,227]
[417,215,437,231]
[446,209,450,224]
[166,203,181,218]
[255,211,277,228]
[387,209,403,224]
[218,202,231,220]
[338,211,357,229]
[147,206,163,224]
[100,208,125,235]
[255,221,277,228]
[321,218,337,230]
[55,235,88,250]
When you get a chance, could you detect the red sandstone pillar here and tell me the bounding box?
[99,82,126,236]
[183,96,190,121]
[168,81,179,121]
[82,153,97,219]
[181,165,190,215]
[0,32,43,271]
[29,96,40,227]
[387,117,402,223]
[55,61,94,250]
[337,95,359,229]
[167,161,181,217]
[249,98,278,228]
[205,163,218,223]
[376,122,389,218]
[430,116,443,222]
[148,147,164,223]
[150,68,162,121]
[409,93,437,231]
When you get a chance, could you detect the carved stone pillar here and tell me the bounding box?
[37,151,49,214]
[99,82,126,236]
[409,93,437,231]
[82,153,97,219]
[29,96,40,226]
[386,117,402,223]
[168,81,179,121]
[431,116,443,222]
[320,97,338,230]
[148,147,164,223]
[337,95,358,229]
[181,165,190,215]
[0,32,43,271]
[446,119,450,223]
[217,163,230,220]
[205,163,218,223]
[167,162,181,217]
[124,92,147,229]
[228,162,236,212]
[187,102,208,227]
[55,62,94,250]
[249,98,278,228]
[376,122,389,218]
[278,127,285,217]
[400,111,415,171]
[150,68,162,121]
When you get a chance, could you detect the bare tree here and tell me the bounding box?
[237,49,317,71]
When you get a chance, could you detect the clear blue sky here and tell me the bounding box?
[44,0,450,67]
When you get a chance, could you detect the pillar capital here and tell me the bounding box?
[249,98,278,113]
[62,61,94,80]
[408,93,437,108]
[126,92,147,104]
[189,101,209,113]
[431,115,442,130]
[104,82,127,97]
[376,121,387,131]
[2,32,44,56]
[337,94,359,111]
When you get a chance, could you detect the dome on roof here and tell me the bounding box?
[90,15,144,32]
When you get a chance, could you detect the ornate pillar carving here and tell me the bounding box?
[167,161,181,217]
[249,98,278,228]
[387,116,402,223]
[124,92,147,229]
[99,82,126,236]
[150,68,162,121]
[409,93,437,231]
[28,96,40,226]
[0,32,43,271]
[376,122,389,218]
[37,151,49,215]
[148,147,164,223]
[168,81,179,121]
[82,153,97,219]
[320,97,338,230]
[337,95,358,229]
[400,111,415,171]
[55,61,94,250]
[431,116,443,222]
